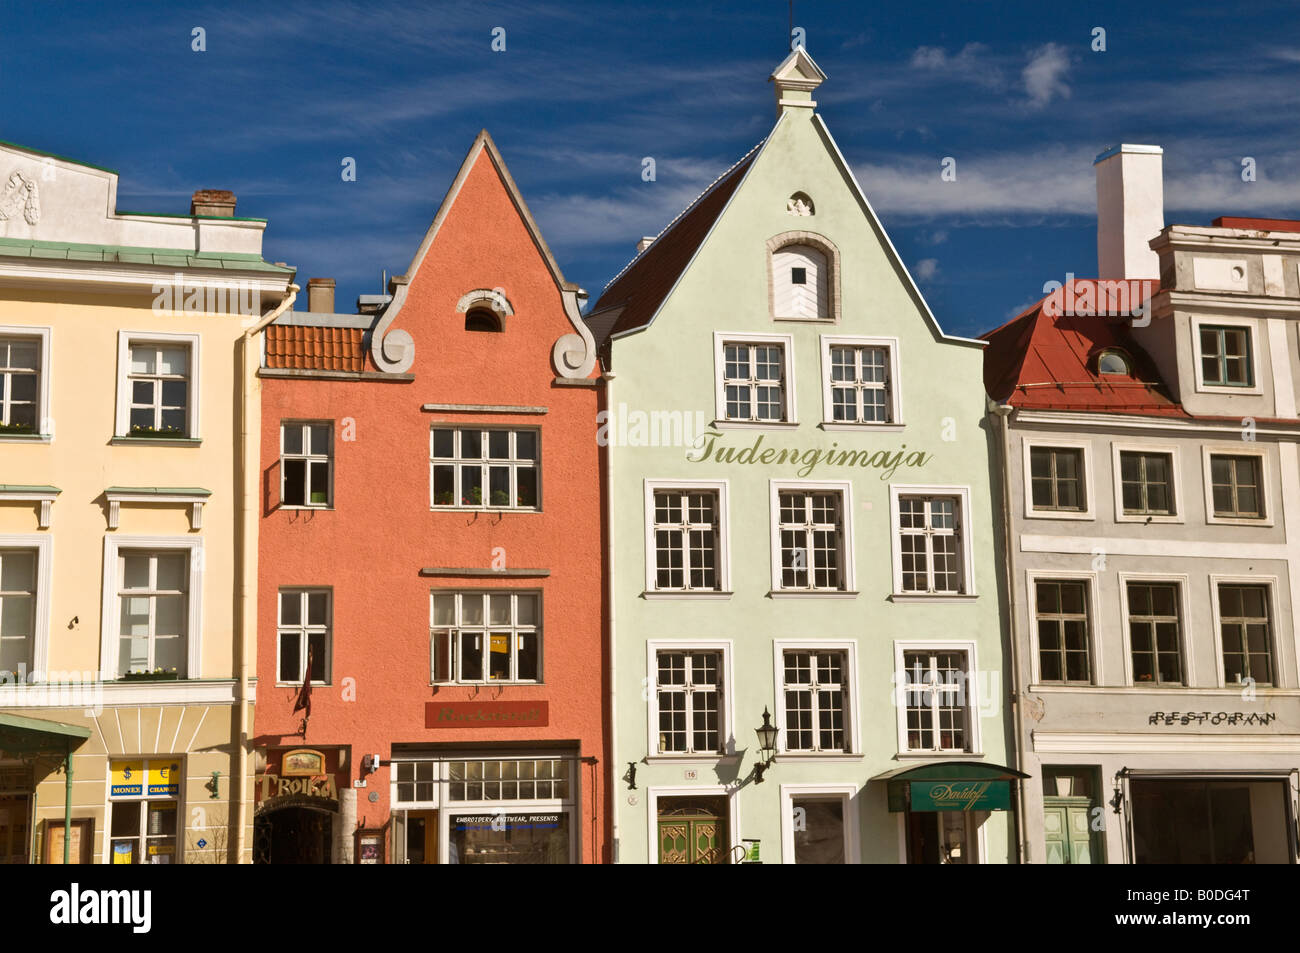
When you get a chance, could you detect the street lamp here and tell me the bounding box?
[753,708,778,783]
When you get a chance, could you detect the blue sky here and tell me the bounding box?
[4,0,1298,336]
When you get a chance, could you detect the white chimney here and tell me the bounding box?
[1094,144,1164,280]
[636,236,656,254]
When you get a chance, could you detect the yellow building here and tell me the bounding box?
[0,142,295,863]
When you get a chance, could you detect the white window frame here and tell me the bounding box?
[772,639,861,757]
[1208,574,1282,690]
[1201,445,1272,526]
[1117,572,1194,687]
[779,783,860,864]
[429,426,541,511]
[645,640,734,760]
[1022,438,1095,520]
[280,421,334,509]
[105,755,184,865]
[114,331,201,440]
[429,590,542,685]
[818,335,903,430]
[892,639,982,756]
[0,326,52,439]
[712,332,798,428]
[645,785,740,865]
[642,479,731,597]
[276,588,332,686]
[768,480,856,596]
[1111,443,1183,524]
[0,535,53,681]
[1191,316,1263,395]
[390,759,441,809]
[1025,570,1102,686]
[888,484,976,600]
[99,536,203,681]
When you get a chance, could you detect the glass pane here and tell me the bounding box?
[158,347,188,375]
[9,373,36,403]
[0,595,32,639]
[132,380,154,404]
[309,425,330,454]
[488,467,510,507]
[432,594,455,627]
[129,407,154,431]
[130,347,155,374]
[160,408,186,432]
[154,636,185,675]
[279,592,301,625]
[279,633,300,681]
[517,633,538,681]
[461,595,484,626]
[309,632,328,681]
[154,596,184,636]
[461,466,482,506]
[0,552,35,592]
[516,467,537,508]
[432,465,454,505]
[122,556,151,590]
[8,341,38,369]
[488,633,510,679]
[516,594,537,626]
[488,431,509,459]
[282,425,304,455]
[461,430,481,459]
[515,431,537,461]
[161,380,187,408]
[432,429,454,458]
[460,632,482,680]
[156,555,186,592]
[307,591,328,625]
[489,594,511,625]
[309,461,329,504]
[283,459,306,506]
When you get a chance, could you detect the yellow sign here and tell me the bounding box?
[110,761,143,798]
[148,762,180,796]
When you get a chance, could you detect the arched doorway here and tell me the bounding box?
[254,805,333,864]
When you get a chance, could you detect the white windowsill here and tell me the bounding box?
[817,422,906,433]
[768,590,859,599]
[642,591,734,600]
[889,593,977,603]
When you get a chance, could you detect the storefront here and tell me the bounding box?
[390,748,580,864]
[875,762,1028,865]
[0,713,90,865]
[254,746,349,864]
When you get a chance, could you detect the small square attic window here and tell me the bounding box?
[791,267,807,285]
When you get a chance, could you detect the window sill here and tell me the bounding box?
[111,436,202,447]
[888,593,977,603]
[646,753,740,763]
[642,590,733,601]
[279,505,334,512]
[818,422,905,433]
[1115,513,1182,524]
[1206,515,1273,527]
[710,419,800,430]
[768,590,859,599]
[895,750,983,760]
[773,752,864,762]
[430,506,541,513]
[275,681,332,688]
[0,433,51,443]
[1030,684,1300,696]
[1025,509,1095,521]
[429,681,543,688]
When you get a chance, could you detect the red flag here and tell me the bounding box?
[293,644,313,720]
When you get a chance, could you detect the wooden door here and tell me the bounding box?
[1044,797,1096,864]
[657,797,728,864]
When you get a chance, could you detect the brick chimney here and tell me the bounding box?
[307,278,336,314]
[190,190,237,218]
[1094,144,1164,280]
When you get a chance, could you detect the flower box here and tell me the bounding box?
[121,671,180,682]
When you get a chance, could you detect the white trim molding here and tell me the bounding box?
[779,782,860,864]
[1021,437,1095,521]
[644,639,735,760]
[114,330,202,440]
[1111,441,1184,524]
[712,331,798,428]
[0,324,52,439]
[1200,444,1274,527]
[1116,571,1195,687]
[768,479,856,595]
[1024,569,1103,686]
[99,535,204,680]
[817,334,903,431]
[0,487,59,529]
[888,484,976,598]
[105,488,210,531]
[771,639,861,756]
[0,534,53,680]
[642,479,732,597]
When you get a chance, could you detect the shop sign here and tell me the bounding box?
[256,772,339,804]
[1148,711,1277,726]
[909,780,1011,812]
[281,748,327,776]
[425,701,549,729]
[110,760,143,798]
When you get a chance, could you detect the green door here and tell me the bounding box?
[1043,797,1096,864]
[657,797,728,864]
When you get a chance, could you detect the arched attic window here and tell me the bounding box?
[465,307,503,332]
[1097,348,1132,376]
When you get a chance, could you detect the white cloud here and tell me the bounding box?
[1021,43,1071,109]
[914,257,940,281]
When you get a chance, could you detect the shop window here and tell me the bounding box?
[393,761,436,806]
[431,427,539,509]
[430,591,540,684]
[277,589,331,684]
[108,759,180,864]
[280,421,333,507]
[1131,779,1292,864]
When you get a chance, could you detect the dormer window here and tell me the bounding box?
[465,308,502,333]
[1097,349,1131,376]
[767,232,840,322]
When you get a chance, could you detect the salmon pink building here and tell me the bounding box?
[253,131,606,864]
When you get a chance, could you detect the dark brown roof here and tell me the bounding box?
[266,325,366,372]
[587,141,763,343]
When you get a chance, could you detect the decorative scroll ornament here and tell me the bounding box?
[786,192,814,217]
[0,171,40,225]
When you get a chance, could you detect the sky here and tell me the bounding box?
[3,0,1298,337]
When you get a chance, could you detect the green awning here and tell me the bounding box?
[873,761,1028,813]
[0,713,91,756]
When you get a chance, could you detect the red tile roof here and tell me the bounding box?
[266,324,366,372]
[982,280,1186,416]
[1211,216,1300,233]
[587,142,763,342]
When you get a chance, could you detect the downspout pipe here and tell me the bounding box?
[601,367,618,863]
[63,738,72,864]
[990,398,1028,864]
[235,282,298,863]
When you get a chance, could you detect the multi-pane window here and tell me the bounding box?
[1127,582,1182,685]
[901,650,969,752]
[277,589,330,684]
[898,496,963,594]
[1035,580,1090,683]
[1030,447,1084,511]
[1210,455,1263,519]
[393,761,436,805]
[431,428,538,509]
[447,758,569,801]
[127,343,190,436]
[0,549,36,677]
[0,337,40,432]
[281,422,332,507]
[1200,326,1253,387]
[652,490,720,591]
[723,341,787,422]
[655,650,721,755]
[1119,451,1175,516]
[829,345,890,423]
[108,758,180,864]
[777,490,845,590]
[782,650,847,752]
[431,591,540,683]
[118,552,187,678]
[1219,584,1273,686]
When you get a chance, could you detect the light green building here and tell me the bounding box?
[587,49,1019,864]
